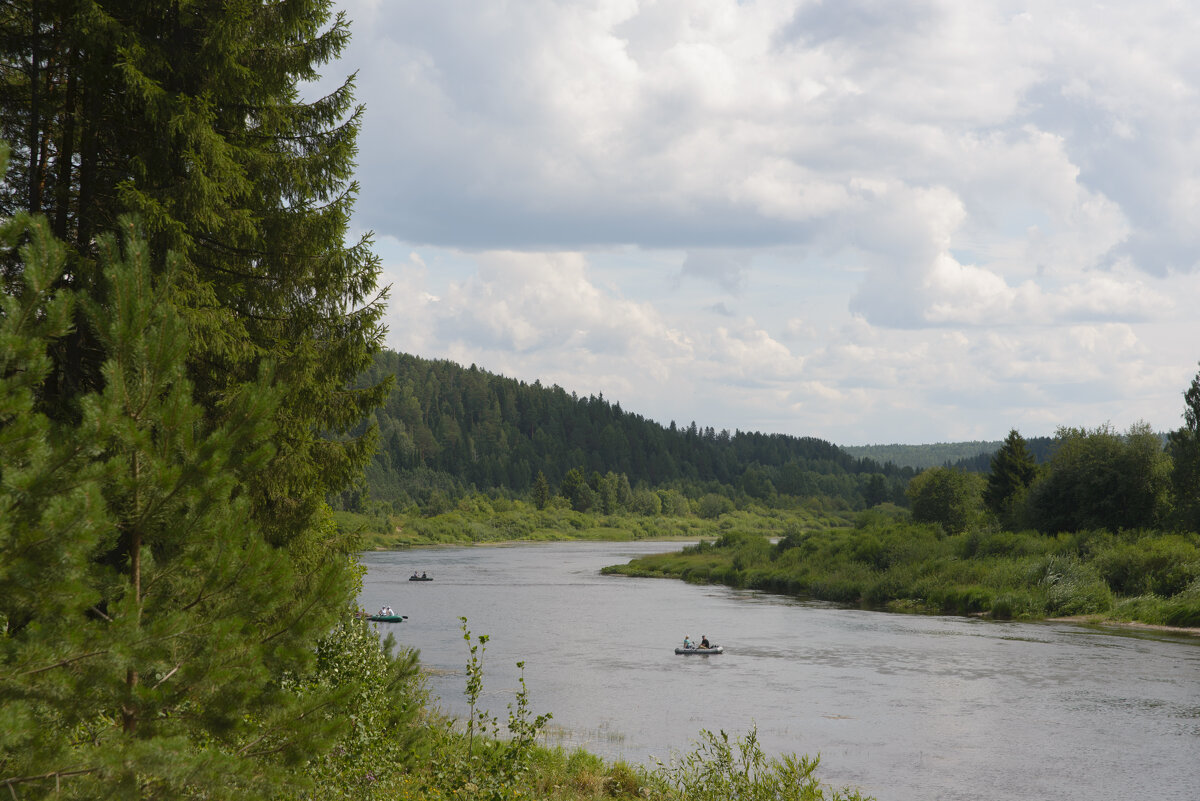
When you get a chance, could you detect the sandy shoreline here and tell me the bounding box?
[1049,615,1200,637]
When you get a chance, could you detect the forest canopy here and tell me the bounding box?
[342,350,916,515]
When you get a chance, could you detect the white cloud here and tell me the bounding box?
[337,0,1200,443]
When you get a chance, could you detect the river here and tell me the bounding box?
[360,541,1199,801]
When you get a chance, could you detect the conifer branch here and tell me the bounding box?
[259,587,327,645]
[17,649,108,677]
[235,696,339,758]
[1,767,98,794]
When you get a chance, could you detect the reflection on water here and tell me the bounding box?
[361,541,1200,801]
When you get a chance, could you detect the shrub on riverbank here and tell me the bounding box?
[343,502,855,549]
[604,517,1200,626]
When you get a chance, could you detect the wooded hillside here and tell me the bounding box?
[843,439,1057,472]
[342,351,917,512]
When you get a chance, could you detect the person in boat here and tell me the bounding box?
[421,571,427,579]
[683,635,695,649]
[700,635,710,649]
[412,571,419,579]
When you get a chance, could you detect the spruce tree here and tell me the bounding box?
[2,215,373,799]
[983,429,1037,524]
[0,0,389,551]
[531,471,550,510]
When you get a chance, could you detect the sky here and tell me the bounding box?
[322,0,1200,446]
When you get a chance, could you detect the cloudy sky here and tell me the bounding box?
[324,0,1200,446]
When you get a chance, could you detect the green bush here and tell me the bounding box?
[1092,535,1200,596]
[285,611,425,799]
[654,726,872,801]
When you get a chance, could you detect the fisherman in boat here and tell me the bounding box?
[700,635,710,649]
[421,571,427,579]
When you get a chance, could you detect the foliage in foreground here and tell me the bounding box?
[282,612,425,800]
[654,727,870,801]
[605,521,1200,627]
[0,214,367,798]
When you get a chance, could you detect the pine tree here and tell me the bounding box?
[983,429,1037,524]
[2,215,371,799]
[0,189,106,798]
[1,0,389,551]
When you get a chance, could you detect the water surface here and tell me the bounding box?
[361,541,1199,801]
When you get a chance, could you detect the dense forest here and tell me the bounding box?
[341,351,918,513]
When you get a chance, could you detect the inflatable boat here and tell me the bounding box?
[675,645,723,655]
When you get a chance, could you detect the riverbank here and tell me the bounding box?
[339,504,853,549]
[601,524,1200,629]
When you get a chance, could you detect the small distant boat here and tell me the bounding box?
[675,645,723,655]
[408,575,433,582]
[367,614,407,623]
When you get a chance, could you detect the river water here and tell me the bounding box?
[360,541,1199,801]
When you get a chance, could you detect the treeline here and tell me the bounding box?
[842,439,1058,472]
[341,351,917,514]
[908,404,1200,537]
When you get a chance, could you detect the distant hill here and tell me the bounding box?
[840,442,1001,471]
[342,351,917,512]
[842,438,1057,472]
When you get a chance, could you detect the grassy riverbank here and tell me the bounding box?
[601,514,1200,629]
[386,722,873,801]
[338,501,856,549]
